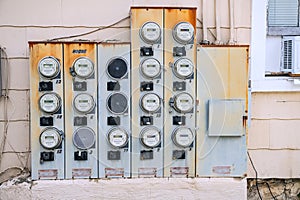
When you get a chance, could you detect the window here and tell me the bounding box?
[268,0,300,35]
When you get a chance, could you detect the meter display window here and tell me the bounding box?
[73,127,96,150]
[174,92,194,113]
[173,22,194,44]
[38,56,60,79]
[73,57,94,78]
[107,58,128,79]
[108,128,128,148]
[39,93,61,114]
[172,127,194,148]
[107,93,128,114]
[173,58,194,79]
[140,22,161,44]
[140,58,161,79]
[140,127,161,148]
[73,93,95,114]
[140,93,161,113]
[40,128,62,149]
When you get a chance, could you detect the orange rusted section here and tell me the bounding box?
[164,8,197,32]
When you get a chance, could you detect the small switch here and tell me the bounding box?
[107,116,120,126]
[140,116,153,126]
[173,47,186,57]
[40,117,54,126]
[173,81,186,91]
[173,116,186,125]
[107,81,120,91]
[40,152,54,162]
[140,150,153,160]
[140,81,153,91]
[172,150,186,160]
[73,81,87,91]
[107,151,121,160]
[74,116,87,126]
[39,81,53,91]
[74,151,88,161]
[140,47,154,57]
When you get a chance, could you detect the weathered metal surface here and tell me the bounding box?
[98,43,131,178]
[163,8,197,178]
[29,43,65,180]
[131,8,164,178]
[196,46,249,177]
[63,43,98,179]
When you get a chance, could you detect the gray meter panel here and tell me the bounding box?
[98,43,131,178]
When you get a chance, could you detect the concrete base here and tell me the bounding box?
[0,177,247,200]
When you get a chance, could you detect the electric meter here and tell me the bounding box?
[38,56,60,79]
[173,22,194,44]
[73,93,95,114]
[108,128,128,148]
[39,93,61,114]
[172,127,194,148]
[107,93,128,114]
[39,128,62,149]
[73,57,94,78]
[173,58,194,79]
[140,127,161,148]
[140,58,161,79]
[173,92,194,113]
[140,93,161,113]
[107,58,128,79]
[73,127,96,150]
[140,22,161,43]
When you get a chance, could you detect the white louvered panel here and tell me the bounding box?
[268,0,299,26]
[282,39,293,71]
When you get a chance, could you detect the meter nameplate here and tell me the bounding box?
[38,169,58,179]
[140,22,161,43]
[73,57,94,78]
[72,168,92,178]
[138,167,157,178]
[105,168,124,178]
[170,167,189,177]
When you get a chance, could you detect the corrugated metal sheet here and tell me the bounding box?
[268,0,299,26]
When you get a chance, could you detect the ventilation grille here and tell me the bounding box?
[282,39,293,71]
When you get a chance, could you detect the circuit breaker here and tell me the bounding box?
[163,8,197,178]
[64,43,98,179]
[196,46,248,177]
[30,43,65,180]
[98,43,131,178]
[131,8,164,178]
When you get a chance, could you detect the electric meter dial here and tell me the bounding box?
[107,93,128,114]
[39,93,61,114]
[40,128,62,149]
[173,22,194,44]
[73,127,96,150]
[38,56,60,79]
[73,93,95,114]
[107,58,128,79]
[173,58,194,79]
[140,93,161,113]
[174,92,194,113]
[140,127,161,148]
[108,128,128,148]
[73,57,94,78]
[140,58,161,79]
[172,127,194,148]
[140,22,161,43]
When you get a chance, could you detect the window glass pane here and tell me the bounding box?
[268,0,299,26]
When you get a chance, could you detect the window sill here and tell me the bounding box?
[268,27,300,36]
[252,76,300,92]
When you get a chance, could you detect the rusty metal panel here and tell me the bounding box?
[63,43,98,179]
[196,46,249,177]
[29,43,65,180]
[98,43,131,178]
[163,8,197,178]
[131,8,164,178]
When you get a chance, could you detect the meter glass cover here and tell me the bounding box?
[140,58,161,79]
[173,22,194,44]
[174,92,194,113]
[108,128,128,148]
[73,127,96,149]
[140,22,161,43]
[39,93,61,114]
[107,58,128,79]
[107,93,128,114]
[73,57,94,78]
[141,93,161,113]
[173,58,194,79]
[40,128,62,149]
[38,57,60,78]
[73,93,95,114]
[173,127,194,148]
[140,127,161,148]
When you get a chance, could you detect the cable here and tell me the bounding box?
[247,151,263,200]
[197,18,217,40]
[265,182,277,199]
[49,16,130,41]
